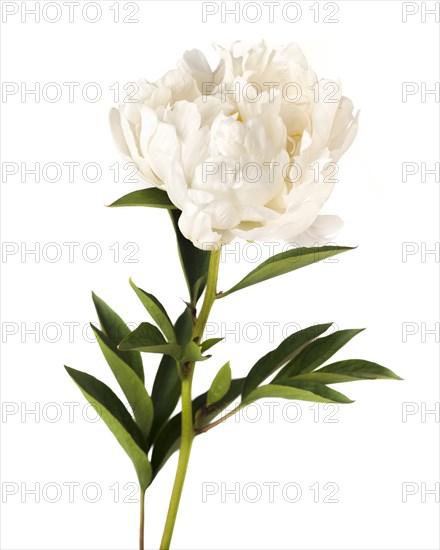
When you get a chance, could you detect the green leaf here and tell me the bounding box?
[65,367,152,491]
[218,246,353,298]
[108,187,176,209]
[149,307,193,446]
[207,362,232,406]
[274,329,364,381]
[181,341,209,363]
[201,338,224,353]
[129,279,176,343]
[291,360,403,384]
[118,322,182,359]
[152,378,245,477]
[243,380,353,406]
[169,210,210,305]
[242,323,333,400]
[91,292,144,382]
[92,325,153,440]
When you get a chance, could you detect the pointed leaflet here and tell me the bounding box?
[92,292,144,382]
[181,341,210,363]
[274,329,364,381]
[242,323,333,400]
[65,367,152,491]
[201,338,224,353]
[129,278,176,343]
[169,209,210,305]
[207,362,232,406]
[242,380,353,406]
[108,187,176,209]
[118,322,182,359]
[290,360,403,384]
[218,246,353,298]
[92,324,153,440]
[151,378,245,477]
[149,307,193,446]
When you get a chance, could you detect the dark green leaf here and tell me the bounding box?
[108,187,176,209]
[152,378,245,477]
[207,362,232,405]
[92,292,144,382]
[242,323,333,400]
[92,325,153,440]
[149,307,193,446]
[169,210,210,305]
[218,246,353,298]
[243,380,353,406]
[118,322,182,358]
[291,360,403,384]
[201,338,224,353]
[192,274,208,305]
[129,279,176,343]
[274,329,364,380]
[65,366,152,490]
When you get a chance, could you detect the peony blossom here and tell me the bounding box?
[110,41,359,250]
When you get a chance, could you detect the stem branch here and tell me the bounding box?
[193,248,221,342]
[195,405,243,435]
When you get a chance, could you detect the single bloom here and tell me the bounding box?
[110,41,359,250]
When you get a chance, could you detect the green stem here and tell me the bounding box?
[160,247,221,550]
[159,374,194,550]
[139,489,145,550]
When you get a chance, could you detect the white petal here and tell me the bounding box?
[138,105,158,158]
[147,122,180,183]
[182,126,210,182]
[213,42,245,81]
[164,100,201,142]
[329,108,360,162]
[163,162,189,210]
[235,150,288,206]
[238,203,279,223]
[179,202,222,250]
[195,95,234,128]
[179,48,225,93]
[210,112,246,157]
[159,69,200,102]
[115,105,162,187]
[109,107,131,159]
[305,79,341,161]
[292,215,344,246]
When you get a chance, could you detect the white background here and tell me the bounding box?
[1,1,439,549]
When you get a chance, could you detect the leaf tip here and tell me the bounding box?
[128,277,137,289]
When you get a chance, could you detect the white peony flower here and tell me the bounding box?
[110,41,359,250]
